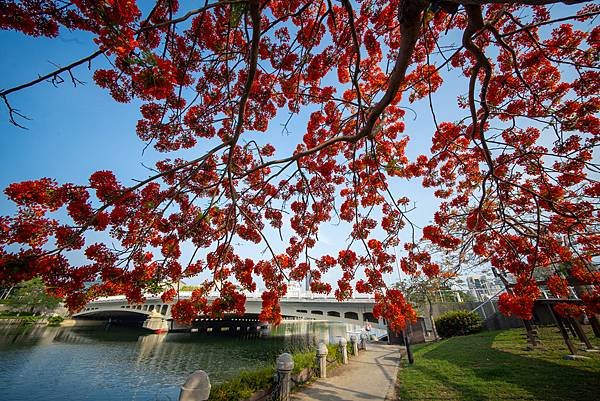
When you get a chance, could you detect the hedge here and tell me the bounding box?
[434,310,482,338]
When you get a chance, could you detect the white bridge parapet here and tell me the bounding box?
[74,293,386,332]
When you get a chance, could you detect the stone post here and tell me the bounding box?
[142,311,169,334]
[360,333,368,351]
[276,353,294,401]
[339,337,348,364]
[350,335,359,356]
[259,321,271,337]
[179,370,210,401]
[316,341,328,378]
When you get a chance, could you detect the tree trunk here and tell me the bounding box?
[589,315,600,338]
[427,297,439,340]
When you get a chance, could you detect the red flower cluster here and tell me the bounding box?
[372,289,417,333]
[553,302,584,318]
[171,299,198,326]
[259,290,282,325]
[498,291,538,321]
[546,275,570,298]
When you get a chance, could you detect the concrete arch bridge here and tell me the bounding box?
[73,293,387,335]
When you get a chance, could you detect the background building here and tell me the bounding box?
[464,274,504,301]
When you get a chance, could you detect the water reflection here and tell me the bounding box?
[0,320,363,401]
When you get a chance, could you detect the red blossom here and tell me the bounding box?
[89,171,121,202]
[553,302,585,318]
[259,290,282,325]
[0,0,599,328]
[171,299,198,325]
[546,275,570,298]
[161,288,177,303]
[372,289,417,332]
[498,291,539,321]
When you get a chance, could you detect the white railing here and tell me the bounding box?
[470,288,505,319]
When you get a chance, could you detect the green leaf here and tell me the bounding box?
[230,3,246,28]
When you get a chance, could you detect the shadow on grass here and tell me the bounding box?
[399,331,599,401]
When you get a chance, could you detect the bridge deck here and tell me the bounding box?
[77,294,388,332]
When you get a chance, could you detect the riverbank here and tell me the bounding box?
[207,343,351,401]
[397,327,600,401]
[0,311,44,324]
[0,311,67,326]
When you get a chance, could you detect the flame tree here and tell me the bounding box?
[1,0,599,331]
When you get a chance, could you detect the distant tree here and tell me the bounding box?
[452,288,476,303]
[6,278,61,315]
[396,272,450,338]
[180,284,201,292]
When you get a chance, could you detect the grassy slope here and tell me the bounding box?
[398,327,600,401]
[208,344,354,401]
[208,349,320,401]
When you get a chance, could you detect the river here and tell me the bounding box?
[0,320,363,401]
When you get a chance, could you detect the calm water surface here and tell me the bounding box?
[0,321,358,401]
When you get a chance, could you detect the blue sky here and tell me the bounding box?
[0,10,485,289]
[0,20,467,288]
[0,29,449,206]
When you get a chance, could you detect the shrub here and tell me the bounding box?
[0,311,36,318]
[208,367,275,401]
[0,311,40,324]
[435,310,482,338]
[326,343,343,363]
[17,314,40,324]
[47,315,64,326]
[292,350,316,374]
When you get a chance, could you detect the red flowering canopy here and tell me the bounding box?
[1,0,599,331]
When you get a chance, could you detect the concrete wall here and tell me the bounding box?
[422,300,565,332]
[387,317,434,345]
[420,301,524,331]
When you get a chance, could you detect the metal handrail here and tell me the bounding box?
[470,288,504,314]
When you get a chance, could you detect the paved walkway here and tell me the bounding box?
[291,342,403,401]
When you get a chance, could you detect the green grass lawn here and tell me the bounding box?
[398,326,600,400]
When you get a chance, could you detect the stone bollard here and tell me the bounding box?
[276,353,294,401]
[339,337,348,364]
[316,341,328,378]
[360,333,368,351]
[350,335,359,356]
[179,370,210,401]
[259,321,271,337]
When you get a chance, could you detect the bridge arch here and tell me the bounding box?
[73,309,153,319]
[344,311,359,320]
[363,312,378,323]
[327,311,340,317]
